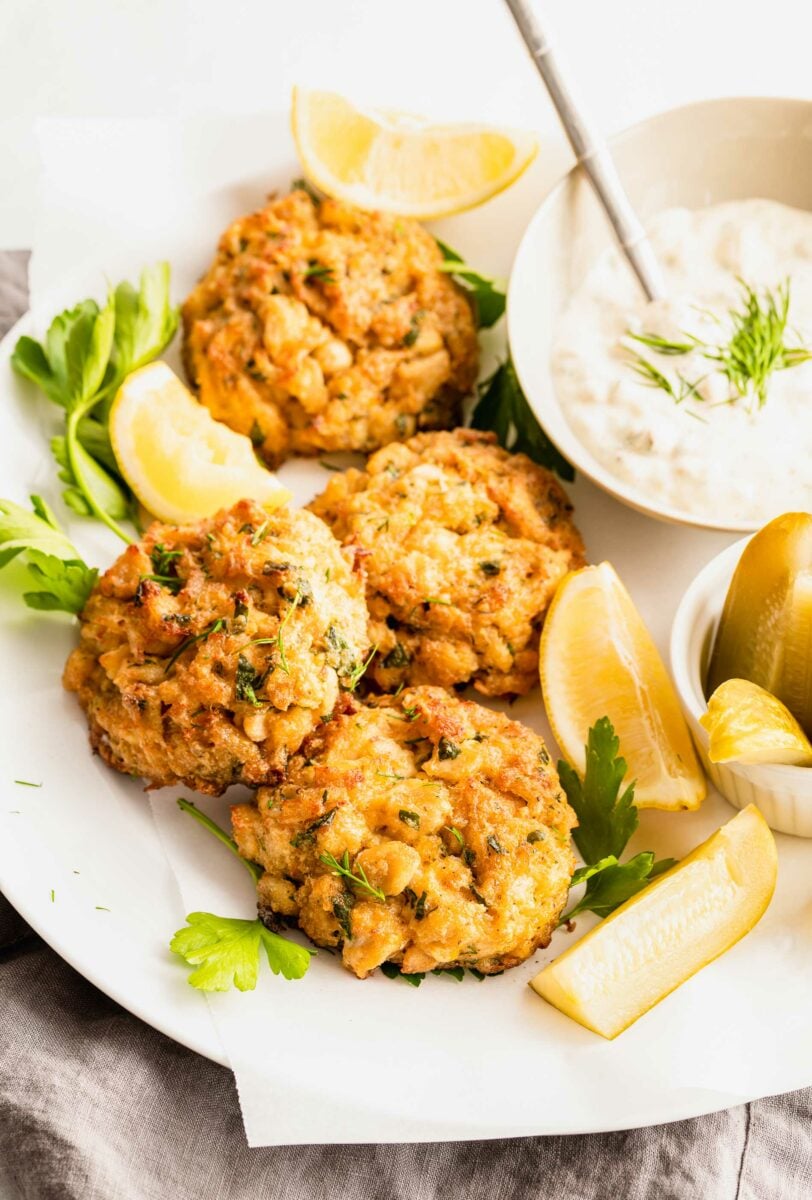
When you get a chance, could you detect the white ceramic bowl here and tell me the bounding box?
[508,96,812,533]
[670,536,812,837]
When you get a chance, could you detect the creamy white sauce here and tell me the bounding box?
[551,199,812,523]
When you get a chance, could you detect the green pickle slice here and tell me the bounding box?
[708,513,812,736]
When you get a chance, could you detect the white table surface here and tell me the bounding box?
[2,0,812,252]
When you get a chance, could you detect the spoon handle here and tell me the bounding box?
[504,0,665,301]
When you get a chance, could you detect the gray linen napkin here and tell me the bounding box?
[1,250,811,1200]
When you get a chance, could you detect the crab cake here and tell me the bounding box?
[181,188,479,466]
[309,428,585,696]
[232,686,575,979]
[62,500,369,795]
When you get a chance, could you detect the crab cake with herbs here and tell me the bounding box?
[181,187,479,466]
[231,686,576,980]
[309,428,585,696]
[63,500,369,794]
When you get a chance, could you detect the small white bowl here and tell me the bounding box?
[508,96,812,533]
[670,537,812,837]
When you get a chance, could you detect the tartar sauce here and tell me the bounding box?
[551,199,812,523]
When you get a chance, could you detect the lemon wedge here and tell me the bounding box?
[291,86,537,218]
[701,678,812,766]
[109,362,291,524]
[540,562,705,811]
[530,804,777,1039]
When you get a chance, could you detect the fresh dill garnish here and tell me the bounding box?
[705,279,811,406]
[626,350,706,406]
[628,331,698,356]
[345,645,378,691]
[250,521,269,546]
[304,260,335,285]
[626,279,812,411]
[14,779,42,787]
[319,850,386,901]
[243,588,302,676]
[164,618,225,674]
[151,543,181,577]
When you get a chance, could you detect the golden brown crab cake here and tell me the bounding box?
[62,500,369,794]
[181,188,479,466]
[309,428,585,696]
[231,686,576,979]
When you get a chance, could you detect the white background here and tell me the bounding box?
[3,0,812,250]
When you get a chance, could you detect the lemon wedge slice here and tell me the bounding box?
[540,562,705,811]
[109,362,291,524]
[291,86,538,218]
[530,804,777,1039]
[701,678,812,766]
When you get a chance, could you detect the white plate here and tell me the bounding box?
[3,145,812,1142]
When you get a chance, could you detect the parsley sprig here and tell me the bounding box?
[435,239,506,329]
[433,241,573,481]
[12,263,177,542]
[558,718,676,924]
[471,358,574,481]
[0,495,97,614]
[172,798,313,991]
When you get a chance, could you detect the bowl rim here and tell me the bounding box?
[669,531,812,780]
[507,94,812,534]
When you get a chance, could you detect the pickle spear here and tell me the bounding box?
[707,513,812,736]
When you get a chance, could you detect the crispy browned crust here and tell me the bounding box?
[231,685,576,979]
[62,500,369,794]
[181,189,479,465]
[309,428,585,696]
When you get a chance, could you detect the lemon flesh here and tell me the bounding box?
[530,804,777,1039]
[540,562,705,810]
[708,513,812,736]
[291,86,537,218]
[109,362,291,524]
[701,678,812,766]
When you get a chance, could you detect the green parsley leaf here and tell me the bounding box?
[471,358,574,481]
[558,717,638,865]
[11,263,177,543]
[379,961,425,987]
[435,239,506,328]
[170,912,313,991]
[0,497,97,614]
[562,851,678,923]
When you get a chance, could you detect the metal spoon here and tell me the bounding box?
[504,0,665,301]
